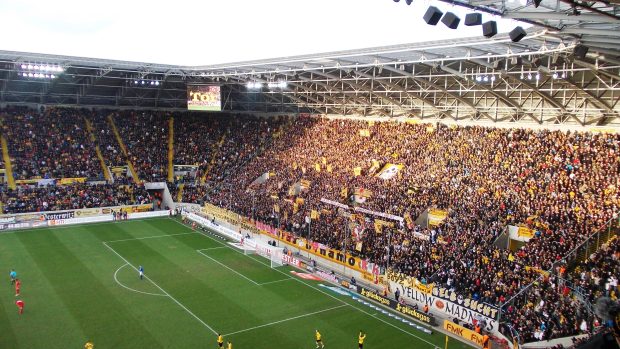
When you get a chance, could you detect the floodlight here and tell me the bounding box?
[51,74,56,79]
[20,64,26,69]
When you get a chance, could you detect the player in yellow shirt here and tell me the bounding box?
[358,331,366,349]
[315,329,325,348]
[84,340,94,349]
[227,341,232,349]
[217,334,224,348]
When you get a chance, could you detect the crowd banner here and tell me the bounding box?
[356,285,436,325]
[353,206,404,222]
[203,203,242,227]
[320,198,350,210]
[58,177,87,185]
[386,270,499,331]
[427,208,448,227]
[376,163,403,180]
[443,320,485,348]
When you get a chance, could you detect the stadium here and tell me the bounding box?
[0,0,619,348]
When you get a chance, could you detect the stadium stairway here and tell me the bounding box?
[200,133,226,184]
[107,114,141,184]
[84,118,112,182]
[167,117,174,183]
[0,134,16,190]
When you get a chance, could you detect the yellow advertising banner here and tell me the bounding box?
[59,177,87,185]
[443,320,484,348]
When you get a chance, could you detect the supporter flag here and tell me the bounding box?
[293,202,299,214]
[293,162,298,170]
[368,120,375,126]
[404,212,414,229]
[340,187,348,199]
[274,204,280,213]
[353,167,362,177]
[359,129,371,137]
[368,159,381,175]
[300,179,311,190]
[295,197,305,205]
[315,163,321,172]
[326,164,333,173]
[353,187,372,204]
[355,241,363,251]
[310,210,319,220]
[321,157,327,165]
[376,163,403,180]
[374,220,383,234]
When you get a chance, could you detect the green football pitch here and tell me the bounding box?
[0,217,473,349]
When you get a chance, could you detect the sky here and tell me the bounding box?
[0,0,527,66]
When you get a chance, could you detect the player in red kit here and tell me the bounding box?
[14,279,20,296]
[15,300,24,315]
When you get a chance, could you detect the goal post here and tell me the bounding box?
[270,248,285,268]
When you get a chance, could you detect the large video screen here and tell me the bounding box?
[187,85,221,111]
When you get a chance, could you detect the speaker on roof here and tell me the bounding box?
[423,6,443,26]
[574,45,589,59]
[509,26,527,42]
[482,21,497,38]
[464,13,482,26]
[441,12,460,29]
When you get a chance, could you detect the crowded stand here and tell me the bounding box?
[0,106,618,344]
[112,111,169,181]
[205,116,619,342]
[1,183,150,213]
[2,108,103,180]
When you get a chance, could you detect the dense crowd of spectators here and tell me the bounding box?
[1,183,150,213]
[205,116,619,342]
[0,107,617,343]
[2,108,103,180]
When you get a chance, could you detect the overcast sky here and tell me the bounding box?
[0,0,526,66]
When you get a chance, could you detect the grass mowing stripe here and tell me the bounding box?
[223,304,347,336]
[196,249,260,285]
[170,218,439,348]
[102,241,219,335]
[113,264,167,297]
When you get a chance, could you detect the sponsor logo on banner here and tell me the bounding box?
[75,208,102,217]
[58,177,87,185]
[357,285,435,325]
[443,320,485,347]
[15,214,43,222]
[0,216,15,223]
[290,271,322,281]
[48,219,66,226]
[316,269,338,284]
[44,211,75,220]
[387,269,498,330]
[282,254,302,268]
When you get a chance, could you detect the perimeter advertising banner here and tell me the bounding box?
[187,85,221,111]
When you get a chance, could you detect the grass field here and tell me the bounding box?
[0,217,473,349]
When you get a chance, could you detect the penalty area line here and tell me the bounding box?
[223,304,347,336]
[103,241,218,335]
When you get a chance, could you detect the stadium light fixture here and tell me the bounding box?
[405,0,413,4]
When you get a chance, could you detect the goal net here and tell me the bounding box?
[270,248,285,269]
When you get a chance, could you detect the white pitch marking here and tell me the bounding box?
[103,241,218,335]
[173,218,437,347]
[196,249,260,285]
[105,231,196,243]
[113,263,166,297]
[223,304,347,336]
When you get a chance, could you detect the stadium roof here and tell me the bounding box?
[0,0,619,127]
